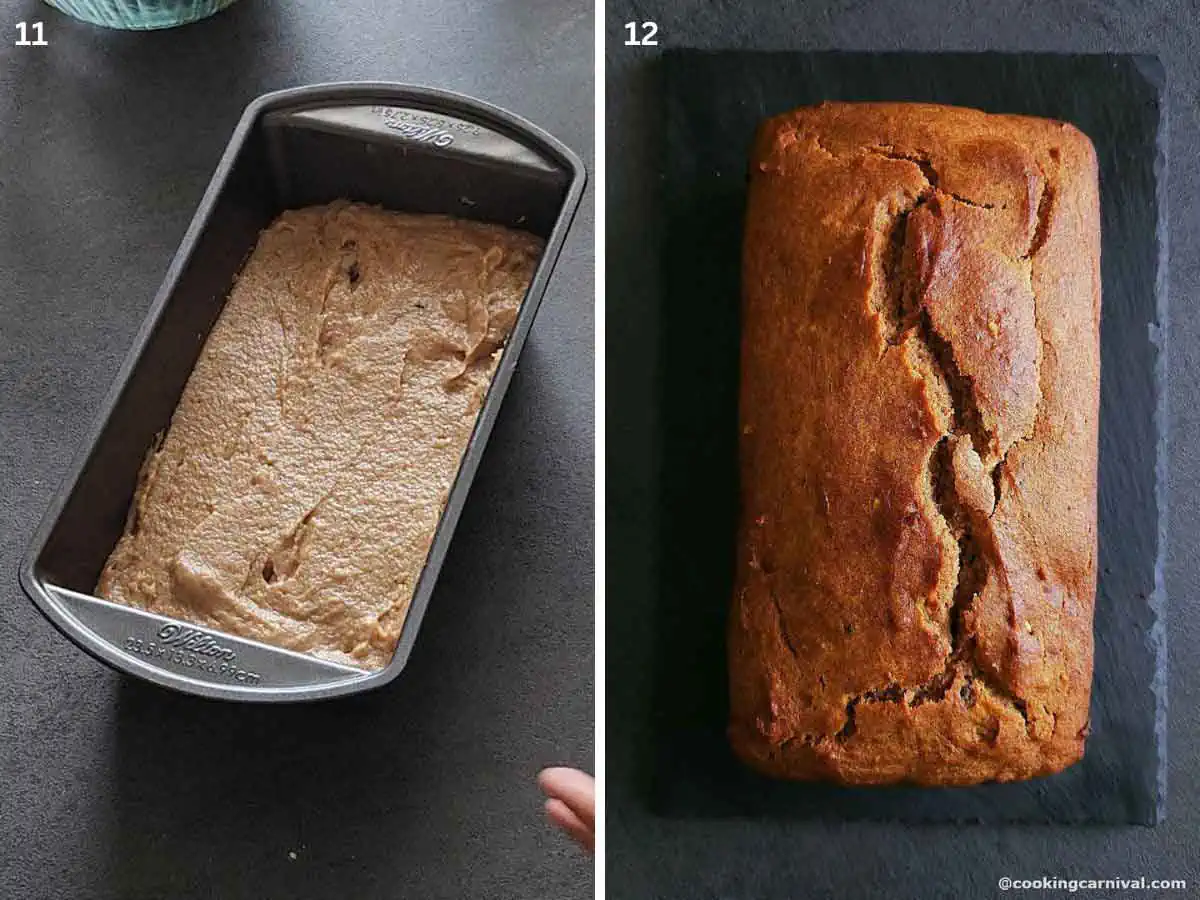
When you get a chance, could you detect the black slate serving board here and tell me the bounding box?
[648,51,1166,824]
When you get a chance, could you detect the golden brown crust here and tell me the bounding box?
[730,103,1100,785]
[97,202,542,670]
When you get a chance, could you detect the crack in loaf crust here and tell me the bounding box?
[730,103,1101,785]
[97,202,543,670]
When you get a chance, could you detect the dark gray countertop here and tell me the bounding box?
[607,1,1199,897]
[0,2,593,898]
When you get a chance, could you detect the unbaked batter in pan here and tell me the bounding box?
[98,202,543,670]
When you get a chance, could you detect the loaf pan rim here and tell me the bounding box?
[19,81,587,702]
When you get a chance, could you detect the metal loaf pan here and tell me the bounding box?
[20,83,586,701]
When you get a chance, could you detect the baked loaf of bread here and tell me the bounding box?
[730,103,1101,784]
[98,202,542,670]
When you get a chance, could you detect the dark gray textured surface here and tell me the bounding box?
[607,2,1197,897]
[647,50,1162,825]
[0,2,593,898]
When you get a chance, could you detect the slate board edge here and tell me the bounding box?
[1143,52,1170,826]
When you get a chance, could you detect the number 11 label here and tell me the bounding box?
[15,21,49,46]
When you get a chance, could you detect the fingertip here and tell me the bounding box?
[538,765,571,794]
[543,798,594,854]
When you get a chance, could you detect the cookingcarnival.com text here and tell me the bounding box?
[998,876,1187,892]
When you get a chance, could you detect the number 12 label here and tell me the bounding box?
[624,21,658,46]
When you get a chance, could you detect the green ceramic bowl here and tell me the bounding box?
[44,0,239,29]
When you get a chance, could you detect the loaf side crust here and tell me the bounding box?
[97,202,543,670]
[730,103,1100,784]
